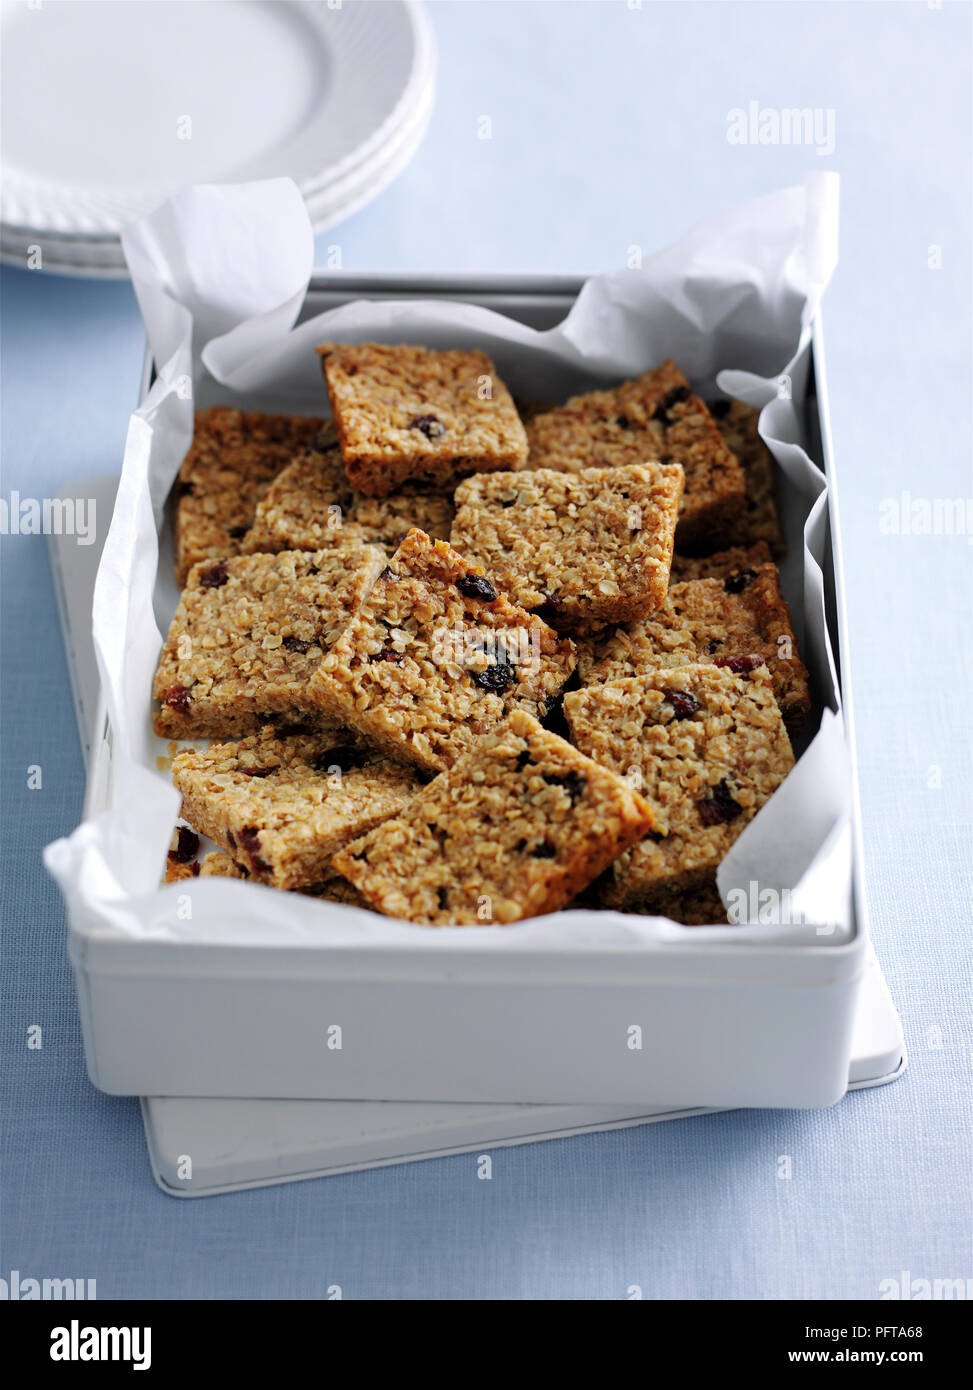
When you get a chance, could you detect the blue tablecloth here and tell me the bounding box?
[2,0,969,1299]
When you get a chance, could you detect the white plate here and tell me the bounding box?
[0,67,435,277]
[300,60,434,230]
[1,0,434,259]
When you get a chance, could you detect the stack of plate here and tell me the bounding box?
[1,0,435,278]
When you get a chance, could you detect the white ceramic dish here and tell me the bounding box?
[0,0,434,275]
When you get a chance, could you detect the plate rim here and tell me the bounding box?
[1,0,435,238]
[0,75,435,279]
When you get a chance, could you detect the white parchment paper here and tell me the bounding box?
[46,172,853,949]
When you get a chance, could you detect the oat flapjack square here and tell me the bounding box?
[575,567,810,734]
[564,663,794,909]
[172,727,422,891]
[332,709,655,924]
[523,361,745,552]
[172,408,331,584]
[310,529,576,773]
[153,545,385,740]
[243,438,454,555]
[318,342,528,496]
[449,463,683,630]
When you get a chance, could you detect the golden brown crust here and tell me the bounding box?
[669,541,773,584]
[332,710,655,925]
[564,664,794,909]
[172,408,331,584]
[522,361,745,551]
[310,529,576,773]
[193,851,371,906]
[198,851,249,880]
[243,441,454,555]
[153,546,385,740]
[318,343,528,496]
[709,399,785,555]
[575,567,810,734]
[172,727,422,890]
[449,464,683,629]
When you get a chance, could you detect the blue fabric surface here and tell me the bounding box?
[2,1,970,1299]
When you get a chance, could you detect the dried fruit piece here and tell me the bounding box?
[457,572,498,602]
[661,688,700,719]
[472,661,516,693]
[237,826,272,876]
[652,384,691,421]
[713,654,763,674]
[410,414,447,439]
[542,770,586,802]
[168,826,200,864]
[533,593,565,625]
[724,569,757,594]
[199,560,230,589]
[369,642,405,664]
[698,778,741,826]
[163,684,193,713]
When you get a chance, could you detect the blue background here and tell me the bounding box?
[2,1,970,1299]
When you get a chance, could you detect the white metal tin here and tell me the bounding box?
[49,488,904,1192]
[138,950,904,1197]
[55,274,885,1107]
